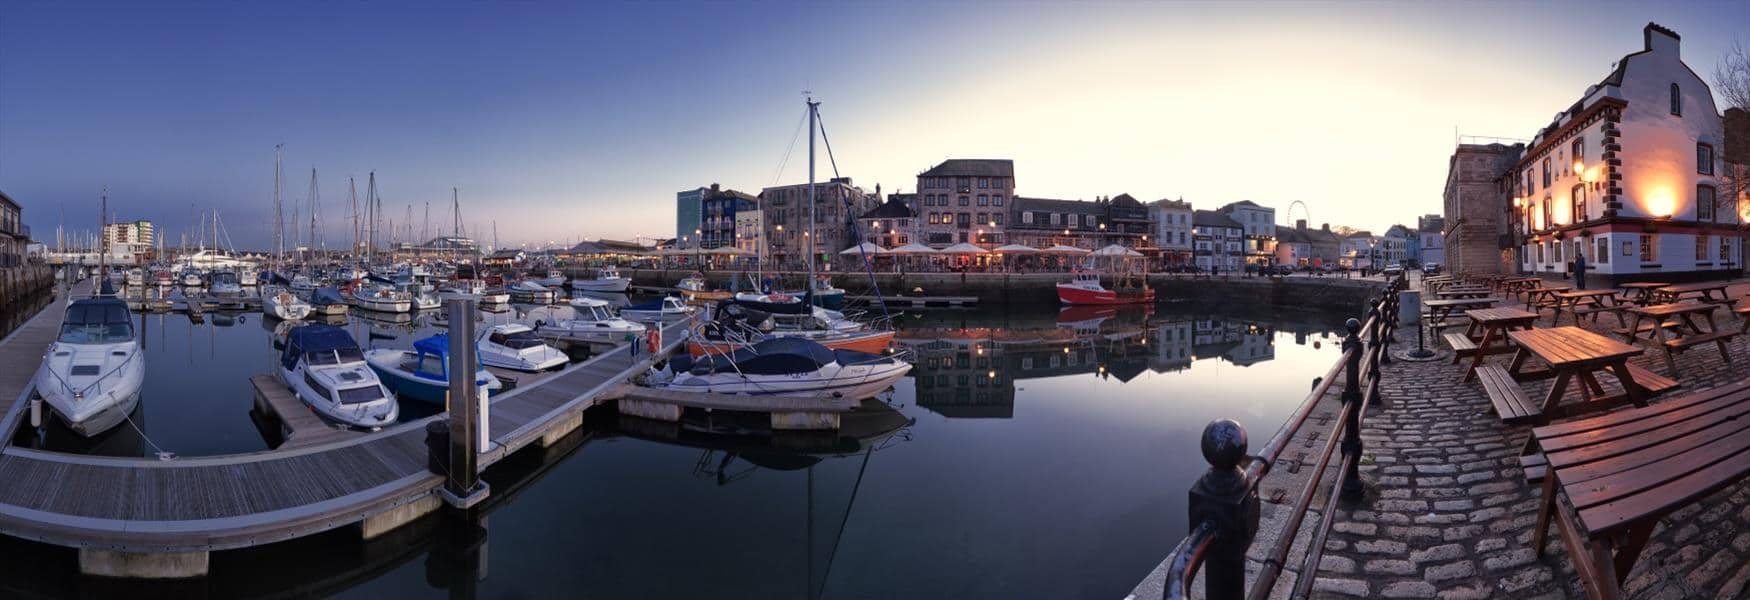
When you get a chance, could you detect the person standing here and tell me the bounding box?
[1573,249,1587,290]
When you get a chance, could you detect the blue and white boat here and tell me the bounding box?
[278,324,398,429]
[364,333,502,405]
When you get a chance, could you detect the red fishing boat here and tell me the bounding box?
[1055,271,1154,305]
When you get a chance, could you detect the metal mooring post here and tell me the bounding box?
[1340,318,1368,502]
[442,298,489,508]
[1187,419,1260,600]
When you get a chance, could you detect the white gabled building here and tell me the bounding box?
[1511,23,1738,283]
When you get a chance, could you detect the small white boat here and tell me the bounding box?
[535,269,566,287]
[619,296,695,322]
[399,282,441,311]
[290,274,318,295]
[480,287,511,304]
[263,287,314,320]
[438,279,487,302]
[477,324,569,372]
[509,280,556,304]
[32,296,146,437]
[238,264,261,286]
[648,337,910,400]
[278,324,398,429]
[180,270,203,287]
[310,287,350,316]
[571,266,631,292]
[534,297,646,343]
[208,270,244,297]
[364,333,501,405]
[351,283,414,313]
[125,268,145,288]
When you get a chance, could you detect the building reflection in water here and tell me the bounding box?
[895,304,1344,419]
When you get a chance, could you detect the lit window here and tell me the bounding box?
[1542,158,1551,189]
[1572,185,1586,223]
[1698,143,1715,175]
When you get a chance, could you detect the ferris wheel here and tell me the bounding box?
[1284,200,1311,228]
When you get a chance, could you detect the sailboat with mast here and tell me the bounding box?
[263,146,314,320]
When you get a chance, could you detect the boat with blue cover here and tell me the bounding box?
[364,333,502,405]
[278,324,398,429]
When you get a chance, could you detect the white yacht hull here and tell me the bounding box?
[33,341,147,438]
[665,361,911,400]
[351,295,413,313]
[571,278,630,292]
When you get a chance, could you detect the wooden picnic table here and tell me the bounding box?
[1438,287,1493,299]
[1423,297,1499,328]
[1655,282,1732,304]
[1474,326,1654,425]
[1499,277,1543,299]
[1617,282,1667,306]
[1526,380,1750,598]
[1455,307,1538,381]
[1523,284,1572,312]
[1549,289,1629,327]
[1623,302,1735,374]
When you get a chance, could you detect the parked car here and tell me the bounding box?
[1273,265,1294,276]
[1422,263,1442,275]
[1382,264,1404,277]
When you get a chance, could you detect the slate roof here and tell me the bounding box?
[1192,210,1243,230]
[860,198,915,220]
[920,159,1015,178]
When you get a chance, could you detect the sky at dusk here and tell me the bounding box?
[3,2,1748,251]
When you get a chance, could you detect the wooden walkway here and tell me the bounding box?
[0,307,690,571]
[0,280,72,432]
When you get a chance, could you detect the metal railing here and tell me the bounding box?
[1162,273,1405,600]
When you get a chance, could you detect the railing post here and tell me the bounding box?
[1340,318,1368,502]
[1378,292,1395,365]
[1186,419,1259,600]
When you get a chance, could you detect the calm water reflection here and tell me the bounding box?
[1,293,1352,598]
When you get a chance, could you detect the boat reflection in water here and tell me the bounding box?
[894,304,1343,419]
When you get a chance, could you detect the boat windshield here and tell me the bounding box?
[587,305,613,321]
[57,302,133,344]
[491,330,546,349]
[306,347,365,366]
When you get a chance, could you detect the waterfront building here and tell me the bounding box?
[915,159,1014,247]
[1104,193,1151,248]
[1510,23,1738,282]
[566,239,650,264]
[858,195,918,248]
[1217,201,1276,266]
[1191,210,1244,272]
[484,249,525,266]
[1383,224,1412,266]
[675,187,706,245]
[1443,142,1524,274]
[1340,231,1380,269]
[735,208,763,256]
[698,184,759,250]
[759,177,875,268]
[1274,226,1313,268]
[0,189,23,268]
[1728,108,1750,265]
[399,235,480,257]
[1149,198,1194,267]
[1009,196,1108,249]
[1150,320,1194,373]
[1417,215,1446,266]
[103,220,153,248]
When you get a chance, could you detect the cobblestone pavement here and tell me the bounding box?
[1311,293,1750,599]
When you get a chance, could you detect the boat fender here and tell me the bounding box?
[645,327,661,354]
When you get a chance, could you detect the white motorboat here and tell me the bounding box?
[290,274,318,295]
[534,297,646,344]
[480,287,511,304]
[509,280,556,304]
[125,268,145,288]
[364,333,502,405]
[180,270,203,287]
[535,269,566,287]
[32,296,146,437]
[648,337,910,400]
[238,264,261,286]
[399,281,441,311]
[570,266,631,292]
[477,324,568,372]
[277,324,399,429]
[350,283,414,313]
[438,279,488,303]
[619,296,696,322]
[263,287,314,320]
[208,270,244,297]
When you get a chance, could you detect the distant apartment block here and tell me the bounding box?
[915,159,1014,247]
[1149,198,1193,266]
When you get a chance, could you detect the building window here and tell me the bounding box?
[1723,237,1732,262]
[1595,237,1608,264]
[1698,235,1710,261]
[1572,185,1586,223]
[977,178,989,189]
[977,194,988,206]
[1542,158,1551,189]
[1541,196,1552,230]
[993,213,1004,225]
[1698,143,1714,175]
[1699,185,1717,222]
[1670,83,1682,116]
[1023,212,1034,224]
[992,195,1003,206]
[1536,242,1545,263]
[1553,240,1562,263]
[957,177,970,190]
[1640,234,1658,262]
[1572,138,1584,163]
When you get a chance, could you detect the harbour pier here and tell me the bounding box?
[1135,274,1750,599]
[0,281,695,579]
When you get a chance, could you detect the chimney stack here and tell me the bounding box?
[1297,219,1307,230]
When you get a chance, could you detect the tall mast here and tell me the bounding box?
[308,168,320,257]
[99,187,108,275]
[806,96,818,281]
[452,187,461,259]
[366,172,377,263]
[350,177,360,257]
[273,144,284,264]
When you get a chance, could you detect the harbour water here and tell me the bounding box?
[0,289,1353,598]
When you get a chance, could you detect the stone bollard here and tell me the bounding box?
[1187,419,1259,600]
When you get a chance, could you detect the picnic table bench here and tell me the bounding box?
[1438,287,1493,299]
[1524,284,1572,312]
[1454,307,1538,381]
[1499,277,1542,298]
[1617,282,1667,306]
[1623,302,1735,375]
[1655,282,1732,304]
[1475,326,1672,425]
[1550,289,1629,327]
[1527,380,1750,598]
[1423,297,1499,329]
